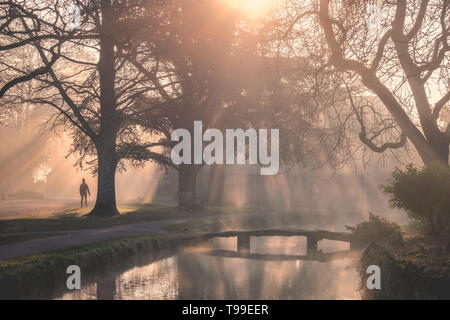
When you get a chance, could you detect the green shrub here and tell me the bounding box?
[382,163,450,240]
[346,213,401,249]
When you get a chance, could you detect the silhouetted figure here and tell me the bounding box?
[79,178,90,208]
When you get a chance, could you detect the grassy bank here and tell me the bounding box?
[359,241,450,299]
[0,204,256,234]
[0,234,205,299]
[0,232,65,246]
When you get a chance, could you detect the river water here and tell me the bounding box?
[55,236,361,300]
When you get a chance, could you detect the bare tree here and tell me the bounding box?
[0,0,174,216]
[278,0,450,166]
[128,0,274,208]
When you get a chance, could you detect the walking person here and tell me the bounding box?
[79,178,90,208]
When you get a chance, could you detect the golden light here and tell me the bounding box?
[226,0,274,19]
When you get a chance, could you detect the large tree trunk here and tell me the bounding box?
[368,74,450,167]
[89,142,119,217]
[176,114,203,208]
[319,0,450,168]
[178,164,201,208]
[207,164,225,205]
[427,138,449,167]
[88,0,119,217]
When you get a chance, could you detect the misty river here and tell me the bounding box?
[55,236,361,300]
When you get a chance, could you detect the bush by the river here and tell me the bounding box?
[382,163,450,243]
[346,213,401,249]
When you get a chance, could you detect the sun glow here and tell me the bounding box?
[226,0,274,19]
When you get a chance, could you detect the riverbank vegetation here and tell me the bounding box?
[360,241,450,299]
[383,163,450,248]
[358,164,450,299]
[346,213,402,250]
[0,234,203,299]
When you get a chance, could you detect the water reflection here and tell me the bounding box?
[57,237,360,300]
